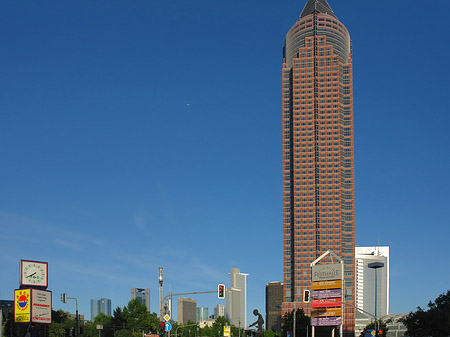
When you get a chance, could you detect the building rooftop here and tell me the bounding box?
[300,0,337,19]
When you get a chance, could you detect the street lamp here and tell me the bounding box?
[159,267,163,319]
[368,262,384,337]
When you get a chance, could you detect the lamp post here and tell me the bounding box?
[368,262,384,337]
[159,267,164,320]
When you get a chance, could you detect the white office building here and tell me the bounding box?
[225,267,248,328]
[355,246,389,318]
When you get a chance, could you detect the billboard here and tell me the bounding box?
[31,289,52,324]
[14,289,52,324]
[311,262,343,327]
[311,316,342,327]
[312,263,342,282]
[311,280,342,290]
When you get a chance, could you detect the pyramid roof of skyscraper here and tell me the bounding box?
[300,0,337,19]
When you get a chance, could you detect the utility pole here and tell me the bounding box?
[159,267,163,320]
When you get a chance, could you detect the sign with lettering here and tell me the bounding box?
[312,263,342,281]
[31,289,52,324]
[311,316,342,326]
[312,288,341,299]
[14,289,31,323]
[312,299,341,308]
[312,280,342,290]
[312,307,342,317]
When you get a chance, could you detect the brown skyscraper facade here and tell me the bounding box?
[282,0,355,335]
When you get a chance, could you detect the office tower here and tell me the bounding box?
[282,0,355,335]
[265,282,284,332]
[131,288,150,312]
[178,298,197,324]
[225,268,248,328]
[197,307,209,322]
[90,298,111,320]
[214,304,225,319]
[355,247,389,317]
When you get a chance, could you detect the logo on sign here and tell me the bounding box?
[16,290,30,311]
[312,263,341,281]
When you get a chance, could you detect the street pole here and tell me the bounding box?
[293,302,296,337]
[159,267,163,320]
[65,296,79,337]
[368,262,384,337]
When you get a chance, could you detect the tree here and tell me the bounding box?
[281,309,310,337]
[114,330,134,337]
[122,298,159,334]
[401,290,450,337]
[84,312,114,337]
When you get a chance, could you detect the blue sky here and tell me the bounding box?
[1,0,450,324]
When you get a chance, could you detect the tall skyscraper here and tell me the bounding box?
[90,298,112,320]
[214,304,225,319]
[355,247,389,317]
[282,0,355,335]
[177,298,197,324]
[225,268,248,328]
[265,282,284,332]
[131,288,150,312]
[197,307,209,322]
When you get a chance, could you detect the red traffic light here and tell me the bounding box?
[160,322,165,331]
[218,284,225,299]
[378,330,383,334]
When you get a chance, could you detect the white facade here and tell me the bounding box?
[225,267,248,328]
[355,246,389,317]
[214,304,225,318]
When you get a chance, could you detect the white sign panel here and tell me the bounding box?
[31,289,52,324]
[312,263,342,282]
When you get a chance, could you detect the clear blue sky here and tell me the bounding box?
[1,0,450,323]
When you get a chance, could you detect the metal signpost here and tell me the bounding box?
[310,250,344,337]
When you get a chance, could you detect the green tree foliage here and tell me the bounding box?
[401,290,450,337]
[281,309,310,337]
[84,312,114,337]
[264,329,281,337]
[122,298,160,334]
[114,330,134,337]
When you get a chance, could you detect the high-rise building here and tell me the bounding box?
[131,288,150,312]
[214,304,225,319]
[355,246,389,317]
[265,282,283,332]
[197,307,209,322]
[90,298,112,320]
[225,268,248,328]
[178,298,197,324]
[282,0,355,335]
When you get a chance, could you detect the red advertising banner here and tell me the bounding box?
[311,298,341,308]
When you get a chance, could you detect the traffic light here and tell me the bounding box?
[60,293,67,303]
[378,330,383,335]
[218,284,225,299]
[303,289,310,303]
[159,322,165,337]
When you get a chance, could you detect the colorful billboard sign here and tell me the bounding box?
[312,263,342,281]
[312,299,341,308]
[311,316,342,327]
[312,288,341,299]
[31,289,52,324]
[14,289,52,324]
[312,307,342,318]
[311,280,342,290]
[14,289,31,323]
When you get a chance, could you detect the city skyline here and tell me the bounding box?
[1,0,450,323]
